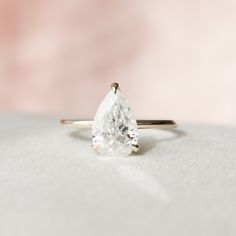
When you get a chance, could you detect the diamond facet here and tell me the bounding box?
[92,85,138,157]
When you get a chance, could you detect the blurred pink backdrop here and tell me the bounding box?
[0,0,235,125]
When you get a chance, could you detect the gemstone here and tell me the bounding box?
[92,87,138,157]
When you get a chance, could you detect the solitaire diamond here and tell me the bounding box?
[92,84,138,157]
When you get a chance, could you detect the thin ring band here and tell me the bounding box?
[60,119,177,129]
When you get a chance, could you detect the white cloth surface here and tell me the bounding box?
[0,113,235,236]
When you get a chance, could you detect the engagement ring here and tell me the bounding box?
[61,83,177,157]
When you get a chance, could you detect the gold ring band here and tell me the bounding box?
[61,119,177,129]
[60,82,177,156]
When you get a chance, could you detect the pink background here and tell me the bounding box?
[0,0,235,125]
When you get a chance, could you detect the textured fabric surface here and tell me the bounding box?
[0,113,236,236]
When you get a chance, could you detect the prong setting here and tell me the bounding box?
[92,83,139,157]
[92,144,99,153]
[132,144,140,153]
[111,82,120,94]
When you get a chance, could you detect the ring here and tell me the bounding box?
[61,82,177,157]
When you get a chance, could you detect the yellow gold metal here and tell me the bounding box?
[92,144,99,153]
[132,144,140,152]
[111,82,120,94]
[61,82,177,156]
[60,119,177,129]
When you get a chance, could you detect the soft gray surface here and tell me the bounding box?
[0,113,235,236]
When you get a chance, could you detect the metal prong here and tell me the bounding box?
[111,82,120,94]
[92,144,99,153]
[132,144,140,153]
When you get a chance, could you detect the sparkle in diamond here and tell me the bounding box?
[92,89,138,157]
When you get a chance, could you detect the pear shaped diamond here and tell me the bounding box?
[92,84,138,157]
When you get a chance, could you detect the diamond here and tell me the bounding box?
[92,85,138,157]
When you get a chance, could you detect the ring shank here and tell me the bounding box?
[60,119,177,129]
